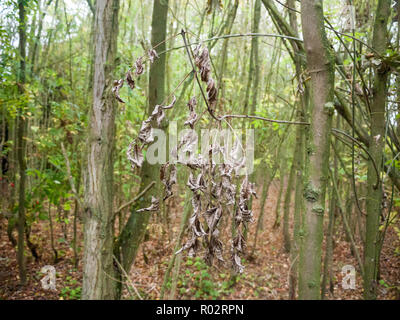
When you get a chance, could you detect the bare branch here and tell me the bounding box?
[114,181,156,216]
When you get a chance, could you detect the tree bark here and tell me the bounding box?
[363,0,390,300]
[298,0,335,299]
[82,0,120,300]
[17,0,27,286]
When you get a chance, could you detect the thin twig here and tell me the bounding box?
[160,32,304,57]
[332,128,380,189]
[114,181,156,217]
[180,29,220,122]
[113,255,143,300]
[220,114,309,125]
[161,71,193,106]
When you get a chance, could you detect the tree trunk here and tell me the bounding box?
[17,0,27,286]
[283,154,296,253]
[117,0,169,275]
[298,0,335,299]
[363,0,390,300]
[82,0,120,300]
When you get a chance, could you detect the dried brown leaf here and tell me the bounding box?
[137,196,160,212]
[127,141,144,169]
[148,49,159,64]
[134,57,144,76]
[126,70,135,90]
[112,79,125,103]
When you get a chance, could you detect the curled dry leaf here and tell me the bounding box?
[134,57,144,76]
[151,105,165,127]
[193,45,218,107]
[183,154,207,170]
[137,196,160,212]
[148,49,159,64]
[176,192,205,256]
[184,97,198,129]
[178,130,198,157]
[204,205,222,232]
[187,172,206,193]
[175,235,200,257]
[138,118,154,144]
[206,78,217,107]
[220,164,236,205]
[205,231,224,266]
[231,231,246,273]
[232,231,246,253]
[127,141,144,169]
[160,163,177,201]
[126,70,135,90]
[194,46,211,82]
[149,95,176,127]
[232,253,245,274]
[189,193,206,237]
[112,79,125,103]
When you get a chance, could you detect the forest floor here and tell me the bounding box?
[1,181,399,300]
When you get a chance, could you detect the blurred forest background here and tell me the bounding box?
[0,0,399,300]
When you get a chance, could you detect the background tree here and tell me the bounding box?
[16,0,28,286]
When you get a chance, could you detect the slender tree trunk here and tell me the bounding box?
[48,202,58,263]
[118,0,169,274]
[287,0,307,299]
[273,161,285,228]
[298,0,335,299]
[249,0,261,118]
[82,0,120,300]
[363,0,390,300]
[243,0,261,118]
[321,175,336,299]
[217,0,239,111]
[283,154,296,252]
[17,0,27,286]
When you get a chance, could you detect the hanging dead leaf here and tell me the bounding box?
[112,79,125,103]
[184,97,198,129]
[127,141,144,169]
[138,118,154,144]
[137,196,160,212]
[126,70,135,89]
[134,57,144,76]
[148,49,159,64]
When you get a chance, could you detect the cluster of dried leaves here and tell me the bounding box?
[114,41,256,273]
[112,49,150,104]
[172,140,256,273]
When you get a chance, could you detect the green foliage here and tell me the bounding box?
[60,276,81,300]
[170,257,239,300]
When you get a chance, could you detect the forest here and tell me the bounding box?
[0,0,399,301]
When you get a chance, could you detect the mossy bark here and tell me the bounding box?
[363,0,390,300]
[298,0,335,300]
